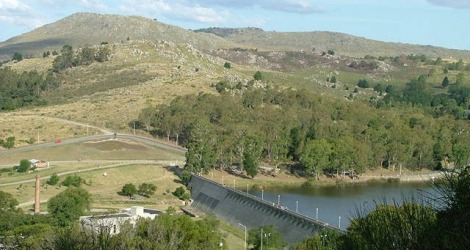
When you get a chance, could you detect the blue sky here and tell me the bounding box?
[1,0,469,50]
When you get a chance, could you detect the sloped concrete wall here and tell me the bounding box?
[188,174,339,243]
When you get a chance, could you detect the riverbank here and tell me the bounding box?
[202,168,445,190]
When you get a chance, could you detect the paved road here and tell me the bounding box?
[0,114,185,157]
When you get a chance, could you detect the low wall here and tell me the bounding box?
[188,174,340,243]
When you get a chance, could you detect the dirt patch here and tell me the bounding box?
[84,139,147,151]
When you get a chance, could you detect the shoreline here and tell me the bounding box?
[203,169,446,190]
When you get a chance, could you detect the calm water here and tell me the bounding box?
[249,182,437,230]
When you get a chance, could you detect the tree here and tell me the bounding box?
[330,75,337,83]
[12,52,23,61]
[17,159,31,173]
[173,186,189,200]
[248,225,286,250]
[442,76,450,88]
[254,71,263,81]
[300,139,332,178]
[138,183,157,197]
[327,49,335,55]
[243,135,263,178]
[95,46,110,62]
[47,173,60,185]
[121,183,137,198]
[357,79,370,88]
[374,83,383,93]
[62,175,83,187]
[48,187,91,226]
[224,62,232,69]
[0,190,19,212]
[52,45,74,72]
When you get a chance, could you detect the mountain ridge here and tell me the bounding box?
[1,12,470,60]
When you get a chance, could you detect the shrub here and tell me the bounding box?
[47,174,60,185]
[173,187,189,200]
[17,160,31,173]
[62,175,83,187]
[121,183,137,198]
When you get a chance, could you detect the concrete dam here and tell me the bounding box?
[188,174,341,243]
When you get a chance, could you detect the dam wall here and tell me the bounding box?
[188,174,340,243]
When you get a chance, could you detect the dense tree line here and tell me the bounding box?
[0,67,58,111]
[138,86,470,178]
[377,74,470,119]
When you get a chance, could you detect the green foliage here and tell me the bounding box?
[47,187,91,226]
[173,186,189,200]
[179,170,192,185]
[300,139,332,177]
[330,75,337,83]
[293,229,341,250]
[254,71,263,80]
[0,67,56,111]
[248,225,286,250]
[434,167,470,249]
[62,175,83,187]
[17,159,31,172]
[0,190,19,212]
[3,136,15,149]
[137,183,157,197]
[357,79,370,88]
[341,201,437,250]
[327,49,335,55]
[12,52,23,61]
[120,183,137,197]
[46,173,60,185]
[442,76,449,87]
[52,44,110,72]
[52,45,74,72]
[224,61,232,69]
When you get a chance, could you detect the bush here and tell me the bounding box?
[17,160,31,173]
[173,187,189,200]
[62,175,83,187]
[47,174,60,185]
[253,71,263,81]
[121,183,137,198]
[224,62,231,69]
[138,183,157,198]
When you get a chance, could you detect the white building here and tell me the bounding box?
[79,206,159,235]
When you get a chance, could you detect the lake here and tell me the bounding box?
[249,181,438,230]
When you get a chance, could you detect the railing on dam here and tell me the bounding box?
[188,174,344,243]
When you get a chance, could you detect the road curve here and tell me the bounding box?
[0,133,186,157]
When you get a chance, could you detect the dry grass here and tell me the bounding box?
[0,138,185,165]
[0,164,185,210]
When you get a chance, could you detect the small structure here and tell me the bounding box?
[79,206,159,235]
[29,159,49,168]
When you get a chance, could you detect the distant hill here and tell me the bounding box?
[2,12,470,61]
[0,13,233,60]
[195,27,470,59]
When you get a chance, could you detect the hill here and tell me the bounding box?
[0,13,233,60]
[2,13,470,61]
[195,27,470,59]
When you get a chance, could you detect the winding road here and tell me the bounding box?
[0,115,187,208]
